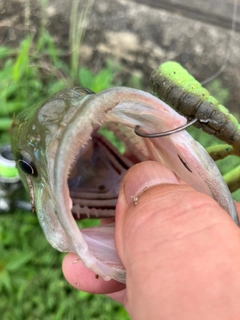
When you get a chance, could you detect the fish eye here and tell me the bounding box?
[17,152,38,177]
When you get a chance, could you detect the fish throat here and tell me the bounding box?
[68,131,134,220]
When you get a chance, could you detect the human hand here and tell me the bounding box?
[62,161,240,320]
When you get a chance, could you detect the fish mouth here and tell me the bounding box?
[68,128,139,281]
[55,122,147,283]
[55,129,130,283]
[68,131,135,220]
[51,86,202,283]
[52,88,160,283]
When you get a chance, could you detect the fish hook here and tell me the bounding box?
[134,118,198,138]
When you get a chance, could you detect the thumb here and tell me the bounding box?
[115,161,240,319]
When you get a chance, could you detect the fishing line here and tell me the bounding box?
[201,0,238,85]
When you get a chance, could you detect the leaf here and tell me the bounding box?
[93,68,114,92]
[0,269,12,292]
[78,67,95,89]
[5,251,33,272]
[0,118,12,130]
[12,37,32,81]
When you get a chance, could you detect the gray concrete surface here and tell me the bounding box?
[0,0,239,114]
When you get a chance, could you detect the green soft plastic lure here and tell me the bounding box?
[150,61,240,156]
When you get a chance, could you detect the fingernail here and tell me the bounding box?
[123,161,180,206]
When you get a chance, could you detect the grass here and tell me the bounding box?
[0,211,129,320]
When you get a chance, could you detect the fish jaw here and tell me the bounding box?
[34,182,74,252]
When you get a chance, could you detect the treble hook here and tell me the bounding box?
[134,118,198,138]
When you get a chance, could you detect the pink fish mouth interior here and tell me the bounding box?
[63,126,142,278]
[68,130,136,221]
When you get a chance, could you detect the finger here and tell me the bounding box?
[114,161,240,319]
[107,288,127,304]
[62,252,125,294]
[115,161,240,264]
[115,160,190,262]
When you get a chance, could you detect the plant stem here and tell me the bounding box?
[69,0,94,81]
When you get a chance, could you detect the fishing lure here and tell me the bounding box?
[150,61,240,156]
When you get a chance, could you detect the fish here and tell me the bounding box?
[11,86,238,284]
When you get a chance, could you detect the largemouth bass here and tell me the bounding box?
[11,87,238,284]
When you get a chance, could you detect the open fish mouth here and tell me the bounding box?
[65,128,138,283]
[51,87,167,283]
[12,87,238,284]
[68,132,134,220]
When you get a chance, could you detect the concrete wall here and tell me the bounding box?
[1,0,239,114]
